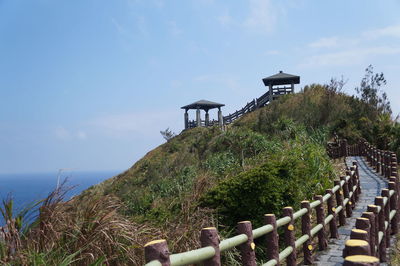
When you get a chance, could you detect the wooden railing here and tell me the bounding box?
[187,119,220,129]
[340,140,398,265]
[143,161,362,265]
[223,87,292,126]
[223,99,258,125]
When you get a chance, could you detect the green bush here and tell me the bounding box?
[201,138,335,228]
[204,152,239,177]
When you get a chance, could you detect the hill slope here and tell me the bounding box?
[77,83,395,261]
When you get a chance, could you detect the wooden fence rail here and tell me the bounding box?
[144,158,361,265]
[222,88,292,126]
[341,139,399,265]
[144,139,399,265]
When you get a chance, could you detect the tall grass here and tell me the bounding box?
[0,181,161,265]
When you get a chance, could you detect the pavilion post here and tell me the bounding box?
[184,110,189,129]
[205,110,210,127]
[291,81,294,93]
[269,84,273,101]
[196,108,201,127]
[218,107,223,127]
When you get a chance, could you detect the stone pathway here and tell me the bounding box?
[313,156,388,265]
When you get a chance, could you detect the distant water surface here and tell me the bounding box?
[0,170,120,225]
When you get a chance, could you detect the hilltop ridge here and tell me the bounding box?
[75,82,399,263]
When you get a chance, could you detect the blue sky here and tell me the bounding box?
[1,0,400,174]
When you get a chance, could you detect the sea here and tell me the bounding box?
[0,170,121,226]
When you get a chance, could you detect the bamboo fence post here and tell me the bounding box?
[237,221,256,266]
[283,207,296,266]
[367,205,379,257]
[314,195,327,250]
[353,161,361,193]
[376,150,381,174]
[342,139,348,157]
[264,214,279,264]
[381,189,391,248]
[388,181,398,235]
[301,201,313,265]
[350,167,359,202]
[334,180,346,226]
[374,197,386,262]
[387,152,392,178]
[326,189,338,238]
[144,239,171,266]
[346,170,356,209]
[370,145,374,165]
[391,153,398,177]
[370,148,375,168]
[381,151,386,177]
[366,144,371,164]
[341,176,352,217]
[361,212,375,256]
[200,227,221,266]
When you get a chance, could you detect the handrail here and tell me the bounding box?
[222,89,292,126]
[219,234,247,252]
[145,137,400,265]
[144,158,361,266]
[341,139,398,264]
[170,247,215,266]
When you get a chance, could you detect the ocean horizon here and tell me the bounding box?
[0,170,121,225]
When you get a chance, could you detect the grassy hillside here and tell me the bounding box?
[2,82,398,265]
[76,84,377,261]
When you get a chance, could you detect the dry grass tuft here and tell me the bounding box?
[0,182,164,265]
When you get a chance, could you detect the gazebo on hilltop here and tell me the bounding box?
[181,100,224,129]
[262,71,300,101]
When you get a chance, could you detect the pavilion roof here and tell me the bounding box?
[262,71,300,86]
[181,100,225,110]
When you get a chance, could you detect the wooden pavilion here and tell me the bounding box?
[262,71,300,101]
[181,100,224,129]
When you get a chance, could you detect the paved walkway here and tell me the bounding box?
[313,156,388,265]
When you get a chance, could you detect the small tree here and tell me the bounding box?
[326,75,347,94]
[355,64,391,114]
[160,128,176,142]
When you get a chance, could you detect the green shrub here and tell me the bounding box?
[201,138,335,228]
[204,152,239,177]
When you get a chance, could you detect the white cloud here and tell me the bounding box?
[265,50,280,55]
[111,18,127,36]
[55,127,71,140]
[55,127,87,141]
[170,80,183,88]
[193,74,241,91]
[136,16,148,36]
[301,46,400,67]
[90,110,180,138]
[218,11,233,28]
[192,0,214,5]
[309,37,339,48]
[243,0,277,34]
[363,24,400,39]
[153,0,164,8]
[168,21,182,36]
[304,22,400,68]
[76,131,87,140]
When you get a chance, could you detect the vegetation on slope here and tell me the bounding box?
[1,65,399,265]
